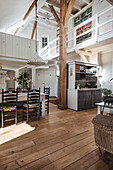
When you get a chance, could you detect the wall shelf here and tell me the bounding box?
[74,7,92,27]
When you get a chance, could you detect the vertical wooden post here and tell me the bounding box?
[58,0,67,109]
[49,0,75,109]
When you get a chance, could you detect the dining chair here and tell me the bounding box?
[0,89,18,128]
[23,89,40,122]
[101,97,113,114]
[44,86,50,114]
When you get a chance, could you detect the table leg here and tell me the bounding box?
[97,106,102,114]
[41,97,45,117]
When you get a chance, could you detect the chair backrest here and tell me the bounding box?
[44,87,50,95]
[27,89,40,105]
[2,89,18,109]
[104,97,113,106]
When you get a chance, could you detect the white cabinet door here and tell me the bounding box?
[36,70,45,92]
[6,34,13,57]
[1,33,6,56]
[36,69,56,96]
[45,70,56,96]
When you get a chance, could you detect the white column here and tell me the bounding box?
[32,65,36,89]
[15,70,19,90]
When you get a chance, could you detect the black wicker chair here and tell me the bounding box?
[0,89,18,128]
[44,87,50,114]
[23,89,40,122]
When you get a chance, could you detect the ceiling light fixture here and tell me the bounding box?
[27,0,45,66]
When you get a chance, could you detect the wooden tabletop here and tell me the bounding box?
[95,102,113,108]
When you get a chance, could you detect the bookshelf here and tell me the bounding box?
[75,63,97,88]
[76,21,92,36]
[74,7,92,44]
[76,32,92,44]
[74,7,92,27]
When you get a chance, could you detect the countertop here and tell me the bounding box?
[68,88,101,91]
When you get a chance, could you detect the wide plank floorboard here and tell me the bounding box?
[0,103,112,170]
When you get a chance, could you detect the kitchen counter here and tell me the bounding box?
[78,88,101,91]
[68,88,102,111]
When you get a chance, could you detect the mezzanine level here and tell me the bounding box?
[0,6,113,63]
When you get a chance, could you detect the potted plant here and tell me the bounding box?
[102,88,112,101]
[16,71,30,90]
[17,86,22,93]
[75,82,82,89]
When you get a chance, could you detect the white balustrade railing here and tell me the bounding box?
[40,6,113,59]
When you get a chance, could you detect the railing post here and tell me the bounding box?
[48,45,50,59]
[74,27,76,51]
[95,15,99,43]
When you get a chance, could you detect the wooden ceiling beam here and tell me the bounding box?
[65,0,76,25]
[15,0,38,35]
[106,0,113,6]
[14,27,20,35]
[41,5,60,16]
[46,0,60,8]
[48,5,60,26]
[23,0,39,21]
[47,0,76,14]
[31,20,37,40]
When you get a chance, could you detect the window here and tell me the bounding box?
[42,37,48,48]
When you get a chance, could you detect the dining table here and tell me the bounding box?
[0,92,46,117]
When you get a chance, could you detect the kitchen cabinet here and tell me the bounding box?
[78,89,102,111]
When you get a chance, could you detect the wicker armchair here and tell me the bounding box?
[92,114,113,155]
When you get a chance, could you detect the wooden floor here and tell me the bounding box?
[0,103,112,170]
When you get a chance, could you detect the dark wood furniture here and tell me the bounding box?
[78,89,102,111]
[23,89,40,122]
[44,87,50,114]
[0,89,18,128]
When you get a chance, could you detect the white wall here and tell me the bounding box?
[7,70,15,89]
[36,67,57,96]
[92,0,111,15]
[38,26,56,50]
[100,51,113,91]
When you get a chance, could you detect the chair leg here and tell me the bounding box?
[1,111,4,128]
[40,104,42,117]
[27,108,29,123]
[15,110,17,125]
[38,106,40,120]
[36,107,38,120]
[23,108,24,122]
[47,102,49,114]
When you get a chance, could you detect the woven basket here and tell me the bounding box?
[92,114,113,154]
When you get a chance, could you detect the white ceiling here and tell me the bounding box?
[0,0,91,36]
[0,0,32,32]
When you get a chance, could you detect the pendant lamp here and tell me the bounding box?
[27,0,45,66]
